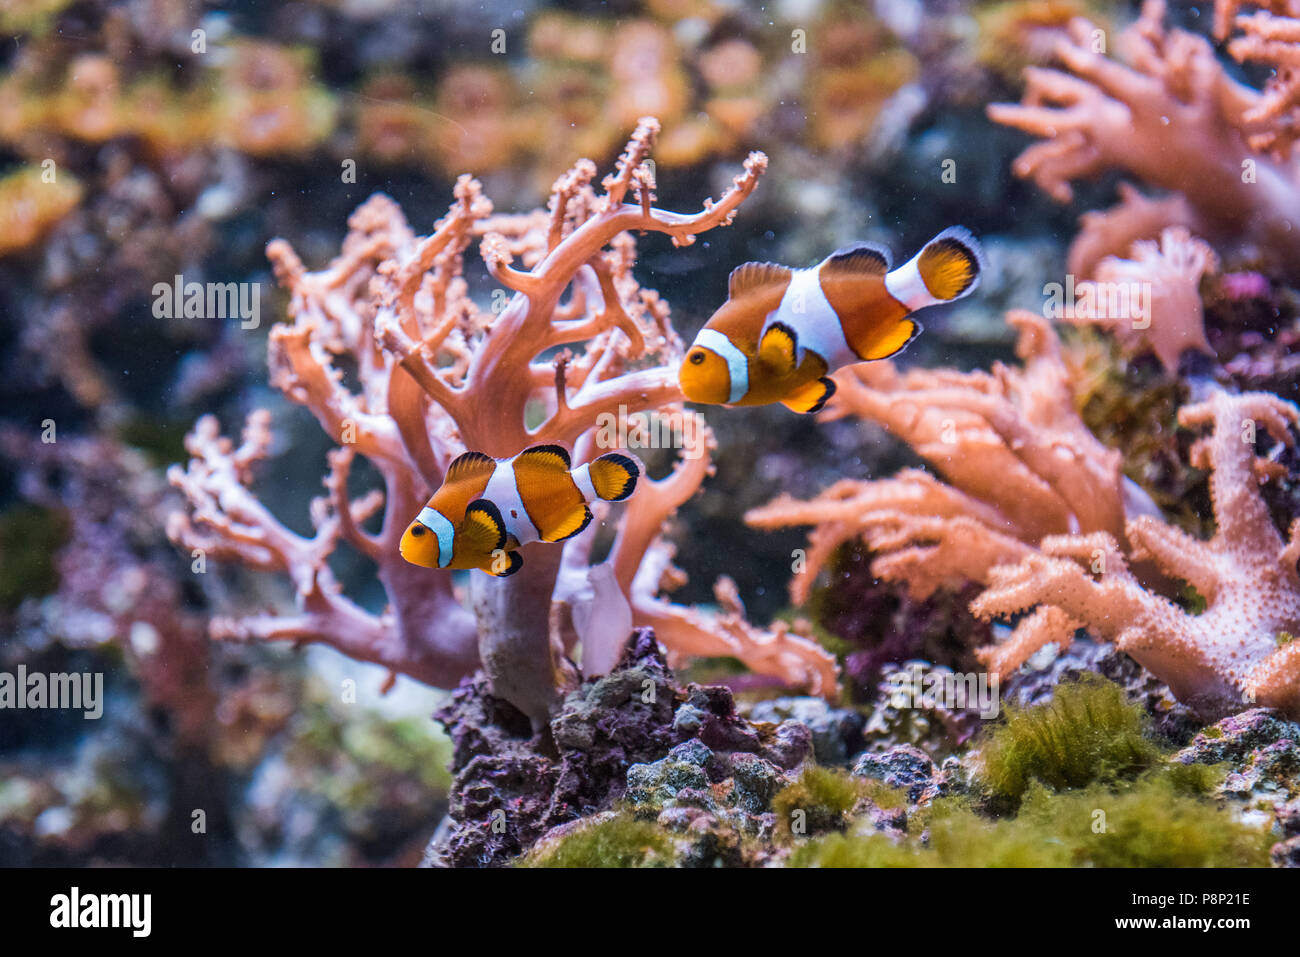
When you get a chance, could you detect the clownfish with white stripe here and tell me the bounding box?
[399,444,640,577]
[679,227,984,414]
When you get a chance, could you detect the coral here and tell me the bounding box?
[1063,227,1220,374]
[973,389,1300,720]
[989,0,1300,277]
[805,539,992,698]
[167,119,832,720]
[1217,1,1300,156]
[746,310,1128,605]
[0,42,335,159]
[975,0,1109,86]
[750,301,1299,720]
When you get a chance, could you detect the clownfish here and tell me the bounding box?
[679,227,984,413]
[399,444,640,577]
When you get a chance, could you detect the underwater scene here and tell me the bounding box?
[1,0,1299,888]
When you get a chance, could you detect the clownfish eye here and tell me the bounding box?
[410,525,426,537]
[689,351,706,365]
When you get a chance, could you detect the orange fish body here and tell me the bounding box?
[679,227,984,413]
[399,445,639,576]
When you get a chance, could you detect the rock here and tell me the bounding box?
[1174,708,1300,820]
[1271,836,1300,868]
[747,696,866,765]
[852,744,939,804]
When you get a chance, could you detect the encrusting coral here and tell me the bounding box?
[168,119,835,724]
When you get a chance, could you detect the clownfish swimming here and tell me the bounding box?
[679,227,984,413]
[399,444,640,577]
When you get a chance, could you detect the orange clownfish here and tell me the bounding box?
[399,444,640,577]
[679,227,984,413]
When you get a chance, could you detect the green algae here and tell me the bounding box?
[772,766,907,836]
[978,675,1163,803]
[521,812,677,868]
[0,504,70,611]
[788,774,1272,868]
[772,766,862,835]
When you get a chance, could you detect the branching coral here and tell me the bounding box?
[988,0,1300,277]
[973,389,1300,719]
[751,305,1300,717]
[1063,226,1221,373]
[169,119,834,723]
[747,310,1130,606]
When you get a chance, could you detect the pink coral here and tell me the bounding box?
[1063,226,1220,373]
[747,310,1131,606]
[169,119,834,722]
[973,390,1300,719]
[989,0,1300,276]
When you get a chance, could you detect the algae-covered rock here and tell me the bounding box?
[852,745,939,805]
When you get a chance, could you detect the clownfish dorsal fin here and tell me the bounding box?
[781,376,837,415]
[446,450,497,483]
[758,321,799,375]
[514,444,571,471]
[728,262,792,300]
[822,242,891,278]
[462,499,508,554]
[484,550,523,577]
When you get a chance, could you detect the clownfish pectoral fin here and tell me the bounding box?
[758,321,799,375]
[483,550,523,577]
[462,499,508,555]
[823,242,891,277]
[728,262,793,300]
[781,376,837,415]
[917,227,982,301]
[588,452,640,502]
[861,318,921,361]
[545,505,594,543]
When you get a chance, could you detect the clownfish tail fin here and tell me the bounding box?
[917,226,983,302]
[588,452,640,502]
